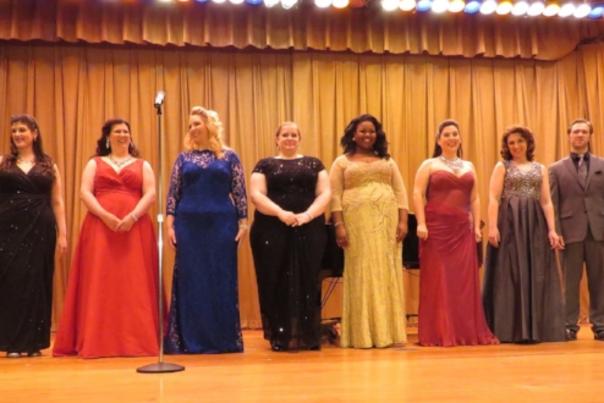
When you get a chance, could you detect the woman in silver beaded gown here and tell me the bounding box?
[483,126,565,343]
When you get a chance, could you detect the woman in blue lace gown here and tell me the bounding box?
[164,107,248,354]
[483,126,565,343]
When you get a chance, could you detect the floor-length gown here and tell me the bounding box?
[0,164,56,353]
[53,158,159,358]
[250,157,326,351]
[164,149,247,354]
[330,155,407,348]
[419,170,497,346]
[483,161,565,342]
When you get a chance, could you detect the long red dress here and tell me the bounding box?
[418,170,498,346]
[53,158,159,358]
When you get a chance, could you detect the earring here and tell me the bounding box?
[106,138,110,149]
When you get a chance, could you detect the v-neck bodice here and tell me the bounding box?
[0,162,53,197]
[94,157,143,198]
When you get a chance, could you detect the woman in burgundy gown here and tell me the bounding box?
[53,118,159,358]
[413,119,497,346]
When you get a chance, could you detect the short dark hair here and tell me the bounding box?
[340,114,389,159]
[432,119,463,158]
[500,126,535,161]
[567,118,593,134]
[95,118,139,157]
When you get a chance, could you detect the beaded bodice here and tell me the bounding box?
[502,160,542,200]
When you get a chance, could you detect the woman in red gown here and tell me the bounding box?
[413,119,497,346]
[53,118,159,358]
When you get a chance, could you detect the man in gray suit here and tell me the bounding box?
[550,118,604,341]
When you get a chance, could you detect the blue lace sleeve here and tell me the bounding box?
[227,150,248,219]
[166,153,183,215]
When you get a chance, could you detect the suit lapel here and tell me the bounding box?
[562,157,585,190]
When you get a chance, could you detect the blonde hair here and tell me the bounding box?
[274,121,301,138]
[184,106,225,158]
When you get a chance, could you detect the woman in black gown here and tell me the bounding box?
[0,114,67,357]
[250,122,331,351]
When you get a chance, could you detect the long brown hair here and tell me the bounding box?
[1,114,54,178]
[432,119,463,158]
[95,118,140,157]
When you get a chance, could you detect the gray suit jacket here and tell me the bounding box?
[549,154,604,243]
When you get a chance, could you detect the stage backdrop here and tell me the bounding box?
[2,0,604,60]
[1,21,603,329]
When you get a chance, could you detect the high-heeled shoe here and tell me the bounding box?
[27,350,41,357]
[6,352,20,358]
[270,342,287,352]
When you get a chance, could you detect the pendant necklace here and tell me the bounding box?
[108,155,132,168]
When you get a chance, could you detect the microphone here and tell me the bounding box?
[154,91,166,108]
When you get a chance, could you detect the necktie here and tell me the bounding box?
[578,155,587,185]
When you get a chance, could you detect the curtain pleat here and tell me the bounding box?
[1,0,604,60]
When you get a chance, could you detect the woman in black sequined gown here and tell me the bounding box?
[0,115,67,357]
[250,122,331,351]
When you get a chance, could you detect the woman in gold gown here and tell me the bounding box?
[329,114,409,348]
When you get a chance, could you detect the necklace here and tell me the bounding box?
[439,155,464,173]
[108,155,132,168]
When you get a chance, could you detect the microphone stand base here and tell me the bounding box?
[136,361,185,374]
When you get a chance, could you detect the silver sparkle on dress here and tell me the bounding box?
[501,160,542,200]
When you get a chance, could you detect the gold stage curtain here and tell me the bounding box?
[1,0,604,61]
[1,41,604,329]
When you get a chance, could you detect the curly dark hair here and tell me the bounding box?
[95,118,139,157]
[1,114,55,179]
[500,126,535,161]
[432,119,463,158]
[340,114,389,159]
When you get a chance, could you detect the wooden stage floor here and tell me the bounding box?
[2,326,603,402]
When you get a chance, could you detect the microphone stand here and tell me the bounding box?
[137,93,185,374]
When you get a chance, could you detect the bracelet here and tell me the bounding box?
[239,223,249,230]
[130,212,139,222]
[334,221,344,227]
[304,212,312,221]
